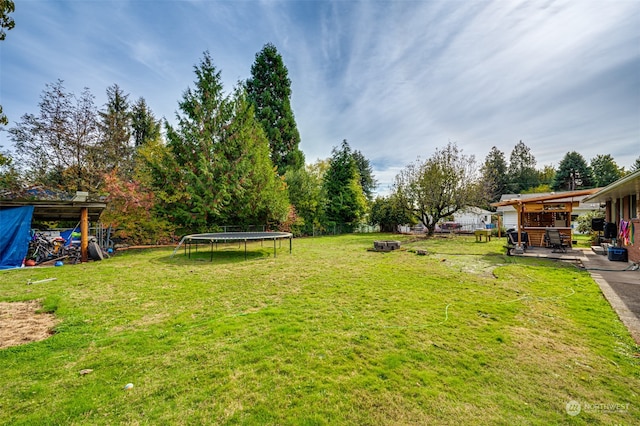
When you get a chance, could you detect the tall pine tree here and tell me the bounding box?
[351,149,377,203]
[480,146,508,203]
[247,43,304,174]
[97,84,133,177]
[323,140,367,229]
[130,97,161,147]
[159,52,287,232]
[553,151,593,191]
[507,140,539,193]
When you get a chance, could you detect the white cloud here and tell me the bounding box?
[1,0,638,188]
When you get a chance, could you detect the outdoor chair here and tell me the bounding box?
[507,231,529,248]
[545,229,568,253]
[505,231,528,256]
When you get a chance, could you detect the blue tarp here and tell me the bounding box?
[0,206,34,269]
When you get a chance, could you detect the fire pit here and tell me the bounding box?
[373,240,401,252]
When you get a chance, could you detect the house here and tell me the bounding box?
[496,192,603,232]
[398,206,492,234]
[492,189,601,248]
[582,170,640,264]
[450,206,493,231]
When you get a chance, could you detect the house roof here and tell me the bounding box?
[458,206,493,215]
[582,170,640,203]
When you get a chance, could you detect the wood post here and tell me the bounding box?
[81,207,89,263]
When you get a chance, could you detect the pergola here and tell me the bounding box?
[491,189,600,251]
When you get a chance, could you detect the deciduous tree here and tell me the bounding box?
[0,0,15,125]
[370,195,412,233]
[590,154,623,187]
[0,149,20,190]
[9,80,100,191]
[0,0,14,41]
[100,170,175,245]
[393,142,482,236]
[284,164,325,235]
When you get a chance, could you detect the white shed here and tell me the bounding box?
[451,206,493,231]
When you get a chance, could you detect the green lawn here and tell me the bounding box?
[1,234,638,425]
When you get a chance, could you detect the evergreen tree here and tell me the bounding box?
[590,154,623,187]
[159,52,287,233]
[222,87,289,227]
[130,97,161,147]
[552,151,593,191]
[323,140,367,228]
[247,43,304,174]
[162,52,233,231]
[351,149,377,202]
[507,140,539,193]
[97,84,133,177]
[631,156,640,173]
[480,146,508,203]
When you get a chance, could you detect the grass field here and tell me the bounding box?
[1,233,638,425]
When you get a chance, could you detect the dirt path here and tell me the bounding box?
[0,301,57,349]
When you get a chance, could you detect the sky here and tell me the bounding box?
[1,0,639,194]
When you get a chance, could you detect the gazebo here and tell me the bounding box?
[492,189,600,252]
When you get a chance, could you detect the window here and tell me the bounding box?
[631,194,637,219]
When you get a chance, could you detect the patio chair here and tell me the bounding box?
[505,231,528,255]
[545,229,568,253]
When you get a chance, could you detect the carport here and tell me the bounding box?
[0,196,106,263]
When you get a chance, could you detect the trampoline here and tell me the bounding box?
[171,232,293,261]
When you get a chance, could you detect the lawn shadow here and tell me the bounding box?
[154,244,279,265]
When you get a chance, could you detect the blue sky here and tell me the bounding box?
[1,0,639,193]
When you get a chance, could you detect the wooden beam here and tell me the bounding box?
[491,188,600,207]
[81,207,89,262]
[516,202,522,247]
